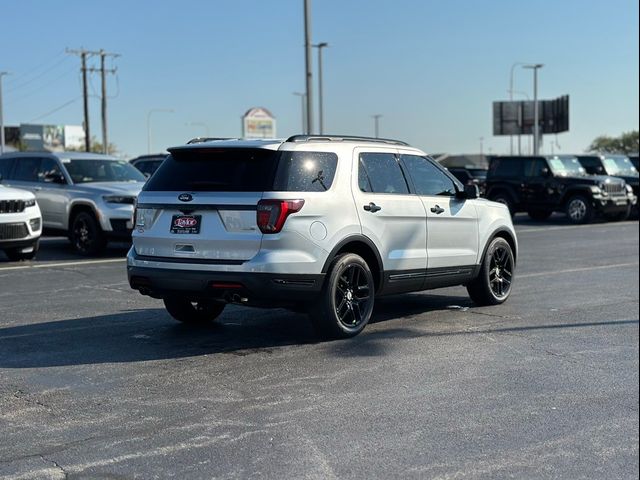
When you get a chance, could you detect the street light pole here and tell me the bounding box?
[147,108,173,154]
[508,62,526,155]
[293,92,307,134]
[0,72,8,156]
[371,114,382,138]
[303,0,314,134]
[523,64,543,155]
[313,42,328,134]
[186,121,210,137]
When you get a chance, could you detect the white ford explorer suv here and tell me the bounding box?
[0,183,42,261]
[128,136,517,338]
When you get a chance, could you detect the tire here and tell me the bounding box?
[527,209,552,221]
[69,211,107,256]
[489,192,515,216]
[163,297,226,325]
[4,240,39,261]
[564,195,593,224]
[310,253,375,339]
[467,237,515,306]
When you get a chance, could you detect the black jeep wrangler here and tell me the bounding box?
[485,155,637,223]
[576,154,639,217]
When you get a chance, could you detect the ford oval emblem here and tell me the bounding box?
[178,193,193,202]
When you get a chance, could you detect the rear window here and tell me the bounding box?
[489,158,523,177]
[144,148,338,192]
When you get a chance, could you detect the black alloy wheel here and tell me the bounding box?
[311,253,375,339]
[467,237,515,306]
[70,211,107,255]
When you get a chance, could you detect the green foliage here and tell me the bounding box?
[67,136,118,155]
[588,130,639,154]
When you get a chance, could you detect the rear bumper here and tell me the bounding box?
[128,265,324,307]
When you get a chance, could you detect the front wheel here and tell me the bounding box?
[467,237,515,306]
[310,253,375,339]
[565,195,593,224]
[163,297,225,325]
[69,211,107,255]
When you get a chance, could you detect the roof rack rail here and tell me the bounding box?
[285,135,409,146]
[186,137,236,144]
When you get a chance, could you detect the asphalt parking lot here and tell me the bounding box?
[0,216,638,479]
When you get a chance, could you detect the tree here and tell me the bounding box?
[67,136,118,155]
[588,130,639,154]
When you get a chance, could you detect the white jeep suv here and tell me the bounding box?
[0,184,42,261]
[128,136,517,338]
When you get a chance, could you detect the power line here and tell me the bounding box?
[4,65,77,104]
[4,50,66,86]
[28,97,81,122]
[5,55,72,93]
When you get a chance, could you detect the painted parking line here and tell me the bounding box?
[519,262,639,279]
[516,221,638,234]
[0,258,125,271]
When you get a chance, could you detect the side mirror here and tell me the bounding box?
[457,184,479,199]
[44,172,66,184]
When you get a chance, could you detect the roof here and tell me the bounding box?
[1,151,119,160]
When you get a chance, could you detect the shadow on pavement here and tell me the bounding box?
[0,293,473,368]
[0,237,130,263]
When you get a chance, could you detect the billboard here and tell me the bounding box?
[242,107,276,139]
[18,124,83,151]
[493,95,569,136]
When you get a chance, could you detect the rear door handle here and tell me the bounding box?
[430,205,445,214]
[363,202,381,213]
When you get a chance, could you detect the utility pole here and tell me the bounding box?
[523,64,543,156]
[303,0,314,134]
[89,50,120,154]
[313,42,328,134]
[67,48,100,152]
[0,71,8,155]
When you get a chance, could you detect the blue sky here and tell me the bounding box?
[1,0,638,158]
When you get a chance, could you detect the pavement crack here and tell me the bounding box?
[39,454,68,479]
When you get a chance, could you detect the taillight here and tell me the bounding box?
[256,199,304,234]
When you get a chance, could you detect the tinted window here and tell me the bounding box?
[524,158,546,177]
[402,155,456,196]
[0,157,16,180]
[273,151,338,192]
[13,157,40,181]
[489,158,522,177]
[38,158,65,183]
[359,153,409,194]
[144,148,278,192]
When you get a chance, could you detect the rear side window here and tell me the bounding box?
[144,148,278,192]
[273,151,338,192]
[489,158,522,177]
[359,153,410,194]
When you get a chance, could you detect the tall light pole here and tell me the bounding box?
[371,114,382,138]
[303,0,314,134]
[523,64,543,155]
[0,71,8,155]
[313,42,328,134]
[508,62,527,155]
[293,92,307,134]
[147,108,173,154]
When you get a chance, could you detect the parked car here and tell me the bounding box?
[447,167,488,196]
[629,154,639,170]
[576,154,639,217]
[128,135,517,339]
[485,155,636,223]
[0,152,145,255]
[129,153,167,178]
[0,183,42,260]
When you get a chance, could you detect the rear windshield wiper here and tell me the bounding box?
[311,170,327,191]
